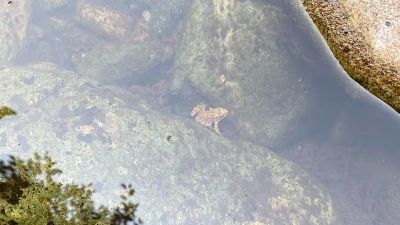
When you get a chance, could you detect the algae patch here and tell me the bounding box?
[0,152,142,225]
[0,106,16,120]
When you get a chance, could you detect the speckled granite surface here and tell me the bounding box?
[302,0,400,112]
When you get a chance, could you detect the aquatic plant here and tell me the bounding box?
[0,152,142,225]
[0,106,16,120]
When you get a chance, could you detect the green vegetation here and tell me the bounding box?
[0,106,16,120]
[0,152,142,225]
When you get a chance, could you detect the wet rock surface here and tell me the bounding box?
[0,63,335,225]
[303,0,400,112]
[18,0,182,85]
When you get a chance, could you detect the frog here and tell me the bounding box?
[190,102,228,134]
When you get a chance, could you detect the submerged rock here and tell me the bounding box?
[38,0,71,12]
[22,16,106,68]
[75,39,174,84]
[76,2,136,40]
[0,0,30,68]
[303,0,400,112]
[170,0,315,147]
[0,63,336,225]
[144,0,192,37]
[70,1,180,85]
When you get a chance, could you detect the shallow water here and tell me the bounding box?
[2,0,400,224]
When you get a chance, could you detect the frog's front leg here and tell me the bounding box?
[214,121,222,134]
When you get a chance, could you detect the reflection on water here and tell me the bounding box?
[1,0,399,224]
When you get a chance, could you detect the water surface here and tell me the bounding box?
[2,0,400,224]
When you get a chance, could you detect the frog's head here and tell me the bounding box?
[220,108,229,118]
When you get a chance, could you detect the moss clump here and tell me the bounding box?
[0,152,142,225]
[0,107,16,120]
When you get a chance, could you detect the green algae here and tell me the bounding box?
[0,152,142,225]
[0,106,16,120]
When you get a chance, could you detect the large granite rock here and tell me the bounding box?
[0,63,336,225]
[302,0,400,112]
[170,0,319,147]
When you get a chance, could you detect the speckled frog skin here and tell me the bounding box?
[191,102,228,134]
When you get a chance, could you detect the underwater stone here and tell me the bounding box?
[0,0,30,67]
[0,62,336,225]
[171,0,316,147]
[75,40,173,85]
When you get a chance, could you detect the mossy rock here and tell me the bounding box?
[143,0,192,37]
[0,63,336,224]
[170,0,318,147]
[75,40,173,84]
[75,2,136,40]
[0,0,30,67]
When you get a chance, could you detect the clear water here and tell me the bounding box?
[2,0,400,224]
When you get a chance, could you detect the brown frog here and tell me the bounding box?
[190,102,228,134]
